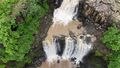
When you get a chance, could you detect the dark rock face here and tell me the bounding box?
[54,36,65,56]
[80,53,108,68]
[48,0,63,9]
[78,2,112,30]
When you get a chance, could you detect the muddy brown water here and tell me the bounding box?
[39,60,77,68]
[45,20,85,42]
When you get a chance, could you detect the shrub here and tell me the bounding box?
[101,27,120,51]
[0,0,48,67]
[101,27,120,68]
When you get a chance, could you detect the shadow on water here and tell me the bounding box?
[80,52,108,68]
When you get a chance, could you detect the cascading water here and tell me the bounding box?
[62,35,92,64]
[43,35,93,65]
[42,40,60,62]
[41,0,95,68]
[53,0,80,25]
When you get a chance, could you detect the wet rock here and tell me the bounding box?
[80,53,107,68]
[48,0,63,9]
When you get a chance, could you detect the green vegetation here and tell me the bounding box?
[0,0,48,67]
[101,27,120,68]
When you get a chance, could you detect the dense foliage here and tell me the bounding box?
[0,0,48,67]
[101,27,120,68]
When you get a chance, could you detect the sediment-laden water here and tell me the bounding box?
[39,0,95,68]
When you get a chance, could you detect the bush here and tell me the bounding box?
[101,27,120,51]
[101,27,120,68]
[0,0,48,67]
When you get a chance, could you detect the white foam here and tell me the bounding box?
[43,35,93,64]
[43,41,59,62]
[53,0,80,25]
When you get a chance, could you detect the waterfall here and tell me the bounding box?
[62,35,92,64]
[42,39,60,62]
[41,0,94,67]
[43,35,93,64]
[53,0,80,25]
